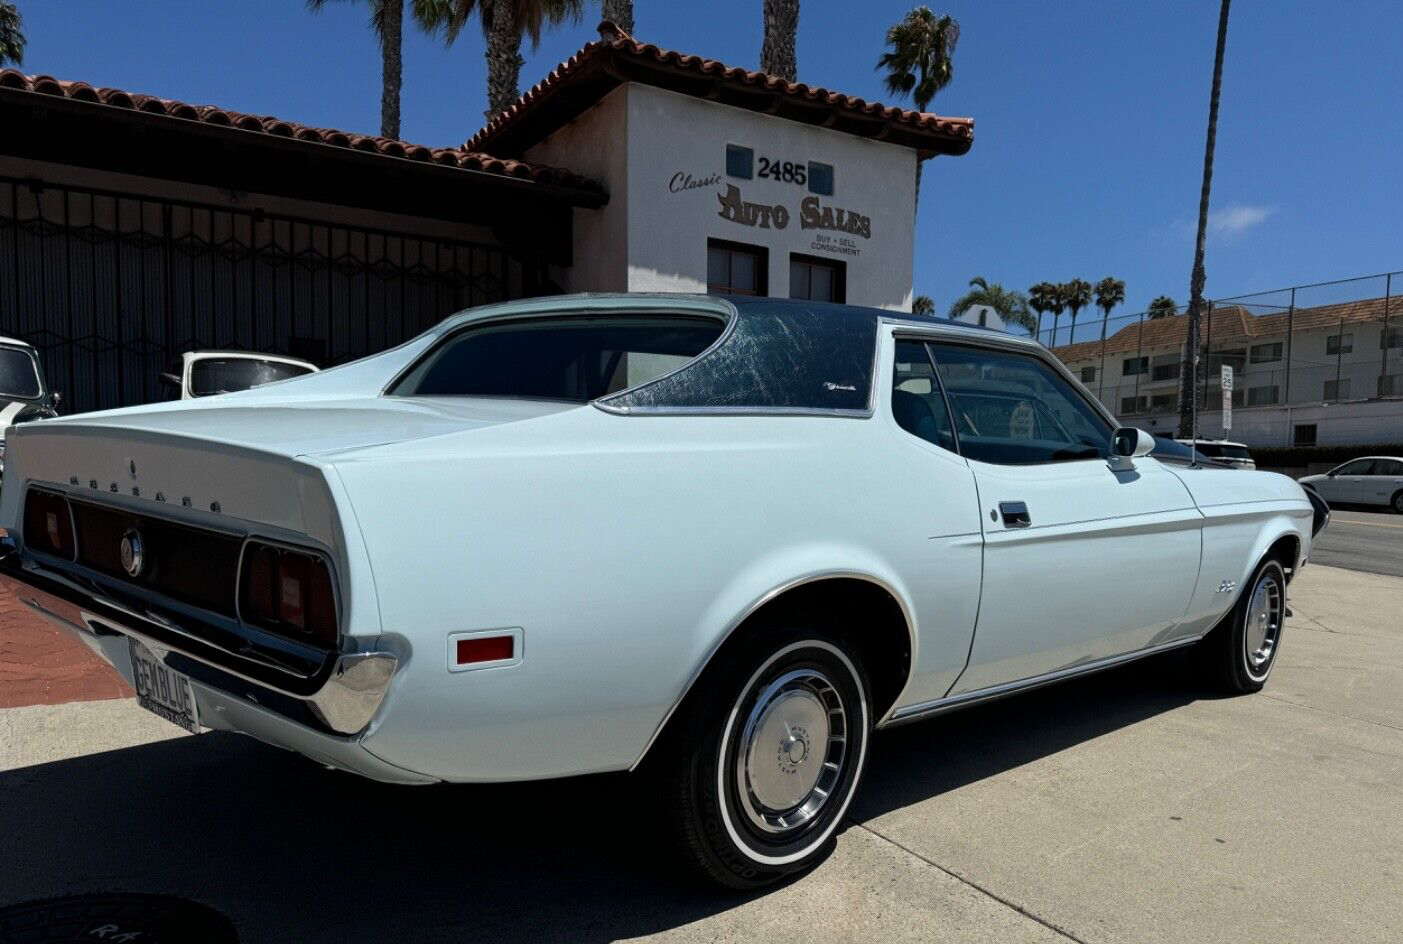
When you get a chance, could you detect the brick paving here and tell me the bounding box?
[0,586,131,707]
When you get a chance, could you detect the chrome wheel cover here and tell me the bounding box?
[1243,569,1283,678]
[734,668,847,836]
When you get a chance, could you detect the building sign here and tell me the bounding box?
[1221,364,1234,431]
[713,184,871,238]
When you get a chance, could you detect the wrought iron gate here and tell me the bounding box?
[0,176,539,414]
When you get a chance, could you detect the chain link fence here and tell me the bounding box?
[1030,271,1402,453]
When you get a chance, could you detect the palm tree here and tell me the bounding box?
[911,295,935,316]
[1027,281,1056,346]
[1094,277,1126,327]
[307,0,407,139]
[600,0,632,33]
[422,0,584,120]
[1061,278,1092,346]
[0,1,25,67]
[947,277,1036,335]
[761,0,799,80]
[877,7,959,210]
[1148,295,1178,319]
[1045,283,1067,348]
[1179,0,1231,438]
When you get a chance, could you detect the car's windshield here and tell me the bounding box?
[0,346,42,399]
[1209,444,1251,460]
[189,358,314,396]
[391,315,725,402]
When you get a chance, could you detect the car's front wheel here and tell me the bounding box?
[1391,490,1403,514]
[662,621,872,888]
[1199,557,1287,693]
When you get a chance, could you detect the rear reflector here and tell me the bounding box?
[456,635,514,665]
[448,629,523,672]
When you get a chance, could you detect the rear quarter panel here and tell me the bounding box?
[334,404,983,782]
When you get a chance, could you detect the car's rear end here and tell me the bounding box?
[0,404,427,783]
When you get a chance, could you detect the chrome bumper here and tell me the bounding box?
[0,540,396,736]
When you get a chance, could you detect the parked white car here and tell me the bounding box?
[0,295,1325,887]
[0,336,61,484]
[159,350,318,400]
[1299,457,1403,513]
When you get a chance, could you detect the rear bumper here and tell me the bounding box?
[0,539,430,783]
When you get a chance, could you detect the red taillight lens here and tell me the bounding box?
[23,490,75,559]
[239,542,337,647]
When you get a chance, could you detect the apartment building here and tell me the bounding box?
[1051,296,1403,448]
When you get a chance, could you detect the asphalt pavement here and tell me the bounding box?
[2,563,1402,943]
[1308,507,1403,576]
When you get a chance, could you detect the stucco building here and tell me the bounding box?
[1050,294,1403,448]
[0,24,973,414]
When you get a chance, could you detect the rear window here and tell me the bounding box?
[0,347,41,399]
[190,358,314,396]
[391,315,724,402]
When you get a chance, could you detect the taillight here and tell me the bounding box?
[23,489,75,559]
[239,542,337,647]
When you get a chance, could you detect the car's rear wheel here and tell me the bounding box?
[1391,490,1403,514]
[1199,557,1287,693]
[661,621,871,888]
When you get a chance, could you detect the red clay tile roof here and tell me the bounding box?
[0,69,604,198]
[1051,296,1400,362]
[466,22,974,158]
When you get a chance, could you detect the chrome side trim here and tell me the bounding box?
[881,635,1201,728]
[628,569,916,772]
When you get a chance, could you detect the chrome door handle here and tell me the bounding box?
[999,501,1031,528]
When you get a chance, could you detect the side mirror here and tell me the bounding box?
[159,372,181,388]
[49,391,62,408]
[1110,427,1154,470]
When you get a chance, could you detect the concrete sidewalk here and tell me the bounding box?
[1,564,1400,943]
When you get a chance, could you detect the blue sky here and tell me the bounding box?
[17,1,1403,325]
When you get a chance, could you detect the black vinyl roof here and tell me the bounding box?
[595,296,1003,415]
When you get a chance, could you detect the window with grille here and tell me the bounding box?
[1327,333,1353,355]
[725,144,754,180]
[789,254,845,303]
[1079,366,1095,382]
[1122,357,1148,376]
[1293,424,1317,447]
[1250,342,1283,364]
[706,240,767,296]
[1247,385,1280,406]
[1151,362,1180,382]
[1323,379,1351,400]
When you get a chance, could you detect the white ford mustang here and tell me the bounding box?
[0,294,1327,887]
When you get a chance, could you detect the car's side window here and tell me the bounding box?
[1336,459,1372,476]
[891,340,957,453]
[927,343,1113,465]
[1378,460,1403,476]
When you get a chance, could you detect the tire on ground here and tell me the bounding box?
[658,617,872,888]
[1198,556,1287,694]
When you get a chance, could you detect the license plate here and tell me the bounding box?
[128,637,200,733]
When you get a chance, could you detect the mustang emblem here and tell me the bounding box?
[120,528,146,578]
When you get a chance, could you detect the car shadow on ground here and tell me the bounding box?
[0,652,1207,943]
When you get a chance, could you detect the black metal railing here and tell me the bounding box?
[0,176,542,414]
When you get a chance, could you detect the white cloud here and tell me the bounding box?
[1209,203,1276,238]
